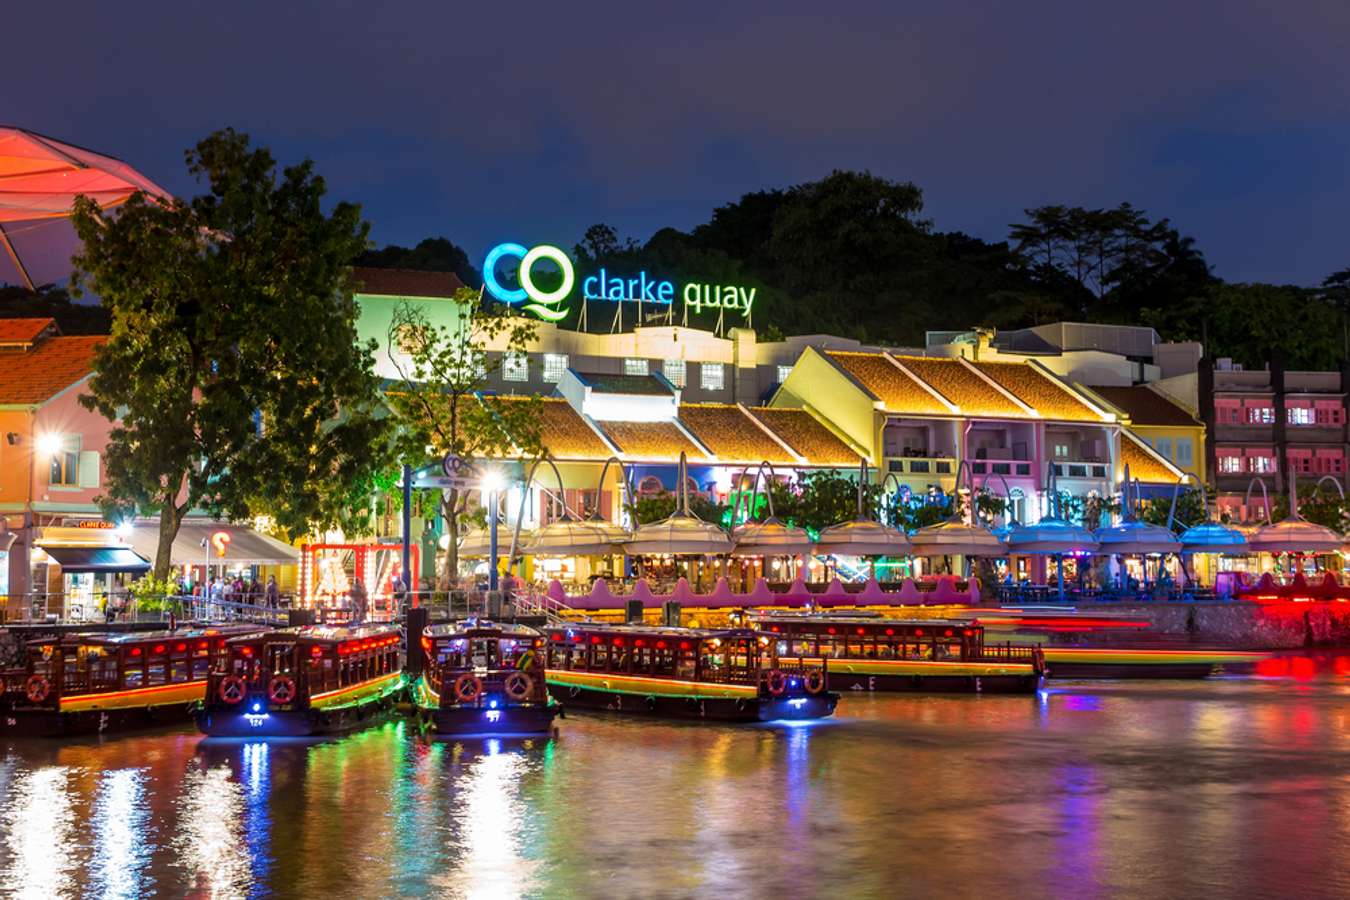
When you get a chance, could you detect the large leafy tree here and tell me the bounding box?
[356,236,480,288]
[71,128,391,578]
[385,290,544,587]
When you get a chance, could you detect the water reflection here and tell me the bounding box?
[2,661,1350,896]
[89,768,153,898]
[1,766,78,899]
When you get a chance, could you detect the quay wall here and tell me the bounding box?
[1057,603,1350,650]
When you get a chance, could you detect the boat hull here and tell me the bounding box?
[197,675,404,737]
[547,680,836,722]
[1042,649,1263,680]
[830,670,1041,694]
[416,702,560,738]
[0,702,197,738]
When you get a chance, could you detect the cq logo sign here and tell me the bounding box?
[482,242,574,322]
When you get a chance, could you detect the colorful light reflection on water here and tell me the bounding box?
[2,659,1350,896]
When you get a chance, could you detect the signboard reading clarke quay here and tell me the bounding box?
[483,242,757,324]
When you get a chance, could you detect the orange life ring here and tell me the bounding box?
[804,670,826,694]
[25,674,50,704]
[766,669,787,696]
[269,675,297,704]
[219,675,247,705]
[454,673,483,703]
[504,672,533,700]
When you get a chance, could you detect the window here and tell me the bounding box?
[543,353,568,383]
[1154,438,1172,460]
[1176,438,1193,466]
[1245,404,1274,424]
[777,365,793,384]
[1218,455,1242,474]
[1287,451,1313,474]
[623,358,648,376]
[49,435,80,486]
[1215,399,1242,424]
[502,352,528,382]
[1315,402,1346,425]
[1053,443,1069,459]
[700,363,725,391]
[1250,455,1277,473]
[1288,406,1315,425]
[663,359,686,388]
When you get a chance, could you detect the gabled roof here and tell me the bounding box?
[491,396,612,460]
[0,317,58,346]
[352,267,465,299]
[825,351,949,415]
[747,407,861,467]
[678,404,797,465]
[595,420,710,462]
[1091,385,1200,428]
[896,355,1025,417]
[574,372,674,396]
[1120,431,1184,483]
[968,361,1105,422]
[0,335,104,404]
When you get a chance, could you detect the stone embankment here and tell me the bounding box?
[1057,603,1350,650]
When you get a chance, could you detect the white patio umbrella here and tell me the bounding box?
[729,461,813,558]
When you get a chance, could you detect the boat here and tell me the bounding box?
[196,625,405,737]
[0,625,266,737]
[544,623,838,721]
[411,620,560,738]
[1039,646,1265,679]
[751,613,1045,694]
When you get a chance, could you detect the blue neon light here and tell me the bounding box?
[483,242,529,304]
[251,702,262,713]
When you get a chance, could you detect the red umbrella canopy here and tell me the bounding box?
[0,127,168,289]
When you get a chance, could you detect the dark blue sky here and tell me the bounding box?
[8,1,1349,286]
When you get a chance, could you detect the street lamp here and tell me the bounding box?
[36,432,62,458]
[481,468,506,592]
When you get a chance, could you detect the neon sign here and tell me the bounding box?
[484,243,755,322]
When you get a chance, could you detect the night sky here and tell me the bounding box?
[7,1,1349,286]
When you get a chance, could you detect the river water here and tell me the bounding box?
[3,657,1350,899]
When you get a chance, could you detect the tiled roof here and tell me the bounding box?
[352,267,465,299]
[747,407,861,467]
[825,351,950,415]
[0,318,57,345]
[1120,432,1181,483]
[0,335,104,404]
[492,396,611,460]
[1092,385,1200,428]
[678,404,797,465]
[575,372,673,396]
[969,361,1103,422]
[896,356,1026,417]
[596,421,710,462]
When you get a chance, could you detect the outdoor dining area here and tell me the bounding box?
[451,454,1350,610]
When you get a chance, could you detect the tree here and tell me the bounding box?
[1318,267,1350,358]
[71,128,391,578]
[356,236,479,288]
[1140,489,1207,533]
[0,284,111,334]
[384,289,544,587]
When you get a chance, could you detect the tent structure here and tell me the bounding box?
[0,127,167,290]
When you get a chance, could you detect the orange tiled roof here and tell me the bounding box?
[1092,385,1200,428]
[597,421,710,462]
[492,396,611,460]
[969,361,1103,422]
[0,318,57,345]
[1121,433,1180,482]
[748,407,861,467]
[678,403,796,465]
[0,335,104,404]
[896,356,1026,417]
[825,351,950,415]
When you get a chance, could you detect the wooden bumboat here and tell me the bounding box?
[751,614,1045,694]
[412,620,560,738]
[0,625,266,737]
[545,624,838,722]
[1039,647,1265,679]
[196,625,405,737]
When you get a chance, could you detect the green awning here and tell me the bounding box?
[41,546,151,574]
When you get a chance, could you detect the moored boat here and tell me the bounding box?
[0,625,266,737]
[1039,646,1265,679]
[545,624,838,721]
[411,620,560,738]
[196,625,405,737]
[751,613,1045,694]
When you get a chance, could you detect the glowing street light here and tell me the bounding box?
[36,433,62,458]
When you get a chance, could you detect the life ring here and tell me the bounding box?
[644,695,657,711]
[25,675,50,704]
[219,675,247,705]
[454,673,482,703]
[804,670,826,694]
[504,672,533,700]
[269,675,297,704]
[0,676,5,696]
[766,669,787,696]
[568,685,580,699]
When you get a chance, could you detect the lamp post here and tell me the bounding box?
[481,468,506,592]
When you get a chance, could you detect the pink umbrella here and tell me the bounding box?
[0,127,167,289]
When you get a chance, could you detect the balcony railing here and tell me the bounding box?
[885,456,955,476]
[1052,460,1109,479]
[971,459,1034,477]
